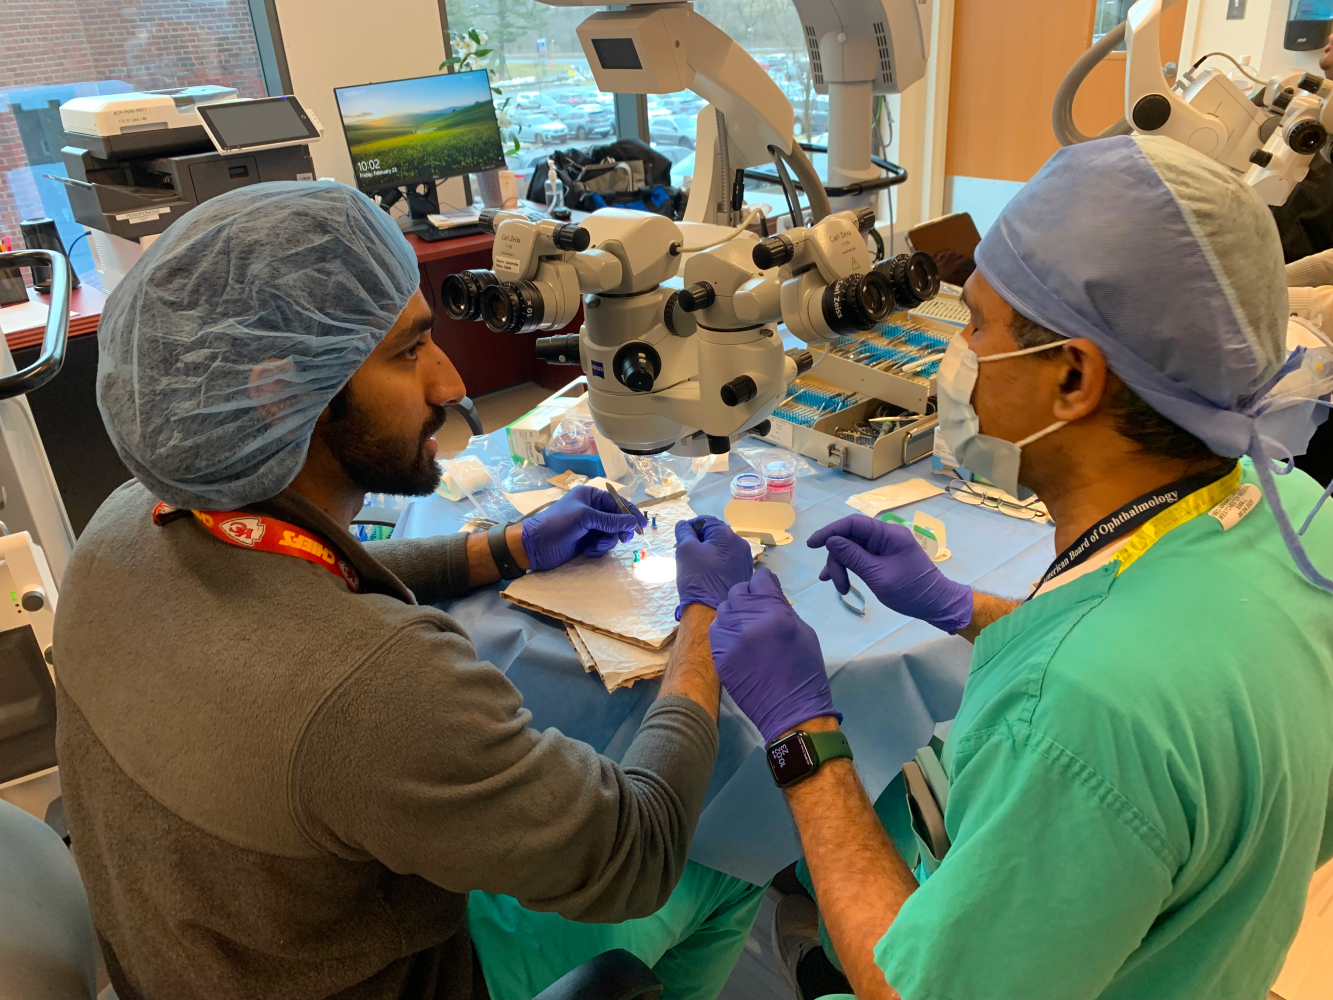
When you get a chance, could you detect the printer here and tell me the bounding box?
[56,86,323,289]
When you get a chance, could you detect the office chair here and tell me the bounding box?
[0,797,661,1000]
[0,798,97,1000]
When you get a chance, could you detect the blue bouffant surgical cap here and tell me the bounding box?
[975,134,1333,590]
[97,181,420,511]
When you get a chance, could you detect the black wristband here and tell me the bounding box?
[487,522,526,580]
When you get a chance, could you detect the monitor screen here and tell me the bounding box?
[334,69,506,192]
[591,37,642,70]
[198,97,319,150]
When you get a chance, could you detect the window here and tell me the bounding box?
[1093,0,1135,44]
[690,1,831,216]
[0,1,270,286]
[444,0,615,175]
[695,0,822,141]
[442,0,846,218]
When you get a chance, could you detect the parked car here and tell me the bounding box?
[557,89,601,106]
[507,113,570,146]
[555,103,614,140]
[661,94,705,115]
[793,95,829,136]
[649,115,695,149]
[514,92,565,115]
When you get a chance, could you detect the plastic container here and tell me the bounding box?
[547,414,595,455]
[762,460,796,504]
[730,472,767,501]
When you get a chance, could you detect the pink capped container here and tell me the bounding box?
[762,460,796,504]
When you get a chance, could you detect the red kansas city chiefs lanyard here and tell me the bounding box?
[152,502,362,593]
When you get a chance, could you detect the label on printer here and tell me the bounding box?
[114,207,170,224]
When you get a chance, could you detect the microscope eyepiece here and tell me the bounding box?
[552,223,591,252]
[821,269,895,337]
[875,252,940,311]
[441,269,498,322]
[1286,119,1327,155]
[481,280,546,334]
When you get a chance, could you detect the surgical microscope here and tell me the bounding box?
[1054,0,1333,207]
[442,0,939,457]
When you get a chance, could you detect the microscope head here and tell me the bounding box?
[581,209,684,293]
[677,234,767,330]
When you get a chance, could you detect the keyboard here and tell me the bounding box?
[412,223,486,242]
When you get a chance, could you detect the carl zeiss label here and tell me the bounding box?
[591,360,605,378]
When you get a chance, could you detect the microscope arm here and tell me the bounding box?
[681,10,795,164]
[1123,0,1221,143]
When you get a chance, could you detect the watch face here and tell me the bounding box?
[768,732,815,787]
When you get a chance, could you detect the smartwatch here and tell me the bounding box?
[767,729,853,789]
[486,522,526,580]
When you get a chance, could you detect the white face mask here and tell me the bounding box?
[936,333,1068,499]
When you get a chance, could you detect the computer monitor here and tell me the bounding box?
[333,69,506,196]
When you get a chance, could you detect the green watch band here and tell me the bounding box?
[767,728,854,788]
[806,729,853,769]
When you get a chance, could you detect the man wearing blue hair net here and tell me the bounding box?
[701,136,1333,999]
[50,182,766,999]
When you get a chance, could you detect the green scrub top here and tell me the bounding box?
[874,460,1333,1000]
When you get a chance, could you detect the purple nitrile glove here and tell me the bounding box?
[806,514,974,633]
[709,568,839,744]
[519,485,645,572]
[673,515,753,619]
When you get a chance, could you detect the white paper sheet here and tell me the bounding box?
[502,499,696,649]
[846,478,944,517]
[0,300,49,335]
[504,487,566,516]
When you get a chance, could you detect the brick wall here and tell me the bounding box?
[0,0,266,247]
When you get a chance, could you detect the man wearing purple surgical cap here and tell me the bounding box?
[706,136,1333,999]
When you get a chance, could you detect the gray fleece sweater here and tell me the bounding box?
[53,481,718,1000]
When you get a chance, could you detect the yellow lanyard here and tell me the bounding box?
[1114,464,1244,577]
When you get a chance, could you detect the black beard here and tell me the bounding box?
[322,387,446,497]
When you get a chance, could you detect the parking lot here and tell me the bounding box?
[496,51,824,186]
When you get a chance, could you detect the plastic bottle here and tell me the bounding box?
[1227,55,1254,92]
[730,473,767,502]
[544,160,568,219]
[762,460,796,504]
